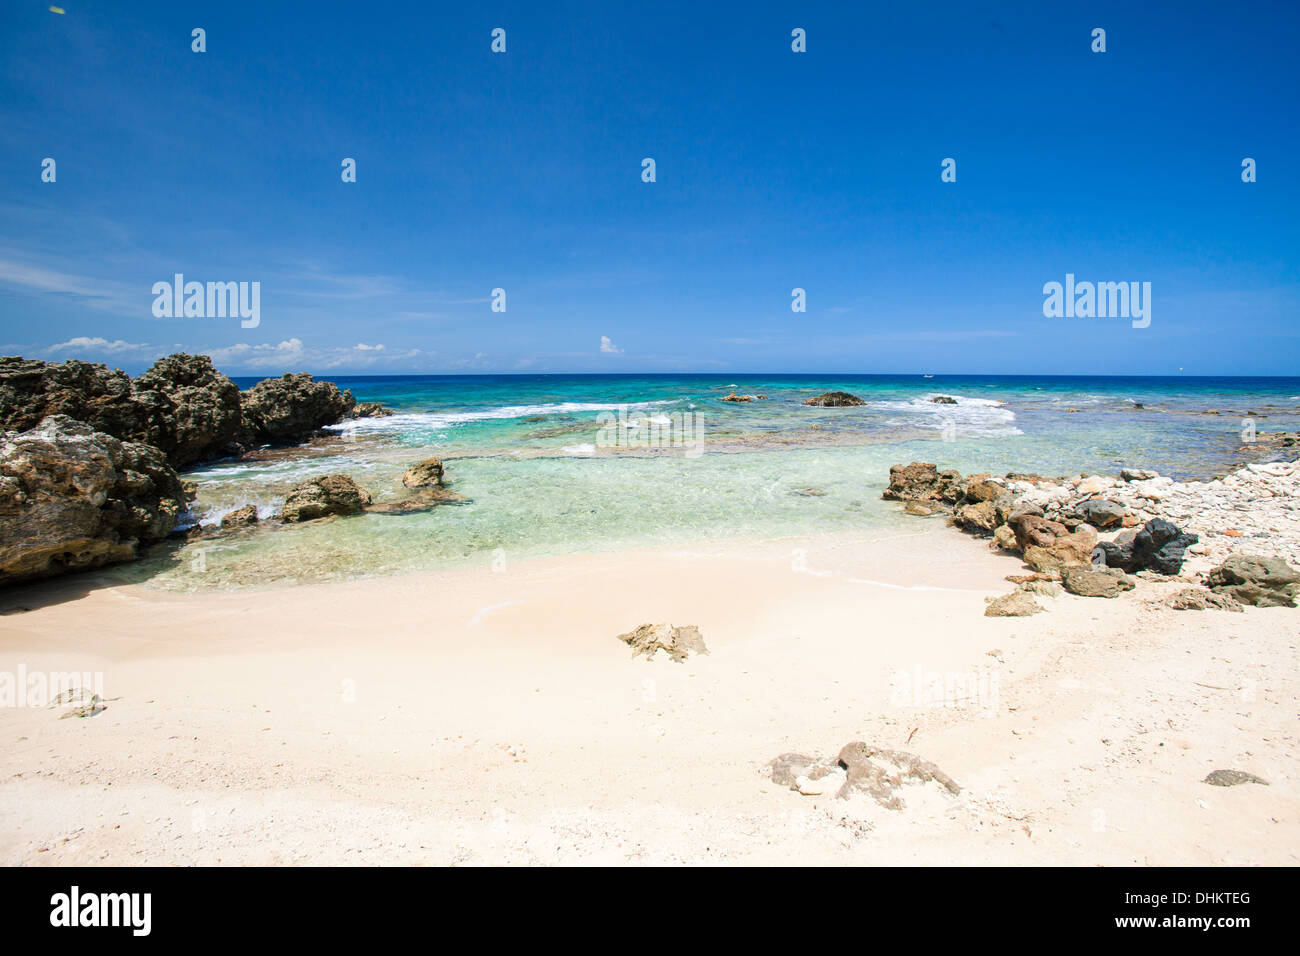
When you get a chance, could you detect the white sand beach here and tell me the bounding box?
[1,522,1294,866]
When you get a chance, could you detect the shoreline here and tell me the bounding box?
[2,519,1295,865]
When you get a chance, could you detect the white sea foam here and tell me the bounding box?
[325,400,673,434]
[875,394,1022,437]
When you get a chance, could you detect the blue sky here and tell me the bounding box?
[1,0,1297,376]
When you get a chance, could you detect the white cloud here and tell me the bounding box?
[600,335,623,354]
[47,336,160,355]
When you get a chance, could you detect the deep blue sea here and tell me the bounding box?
[132,374,1300,590]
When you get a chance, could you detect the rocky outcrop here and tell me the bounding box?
[1206,554,1300,608]
[279,474,372,522]
[930,395,957,404]
[803,391,865,407]
[0,356,160,445]
[720,391,752,403]
[617,623,708,662]
[0,354,242,468]
[240,373,356,445]
[133,353,242,466]
[0,415,187,585]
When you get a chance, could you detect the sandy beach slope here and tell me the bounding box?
[0,524,1294,865]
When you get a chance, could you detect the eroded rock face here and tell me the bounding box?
[0,415,187,585]
[0,354,242,469]
[279,474,372,522]
[402,457,445,489]
[803,391,866,407]
[617,623,708,662]
[134,353,242,466]
[1207,554,1300,608]
[882,462,964,504]
[240,373,356,445]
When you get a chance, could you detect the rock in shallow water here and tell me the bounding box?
[279,474,372,522]
[402,457,445,489]
[803,391,866,407]
[219,504,259,530]
[882,462,963,504]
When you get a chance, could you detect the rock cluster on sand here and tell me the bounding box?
[803,391,866,407]
[278,474,373,522]
[617,623,708,662]
[885,458,1300,610]
[0,415,187,585]
[770,743,961,809]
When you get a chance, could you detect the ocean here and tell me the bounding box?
[127,374,1300,591]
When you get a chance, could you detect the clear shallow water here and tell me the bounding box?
[128,374,1300,592]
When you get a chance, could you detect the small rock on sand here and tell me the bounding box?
[984,591,1043,617]
[618,623,708,663]
[1203,770,1268,787]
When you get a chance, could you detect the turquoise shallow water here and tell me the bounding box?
[127,374,1300,591]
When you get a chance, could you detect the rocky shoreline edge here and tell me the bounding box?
[882,460,1300,612]
[0,353,449,587]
